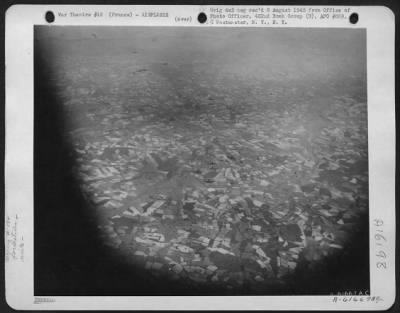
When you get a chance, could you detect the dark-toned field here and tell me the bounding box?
[34,26,369,295]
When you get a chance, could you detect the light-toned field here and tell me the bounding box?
[36,26,368,294]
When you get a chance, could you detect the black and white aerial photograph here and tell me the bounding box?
[34,26,369,296]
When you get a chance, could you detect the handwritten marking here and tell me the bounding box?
[332,296,383,303]
[5,214,24,262]
[373,219,387,270]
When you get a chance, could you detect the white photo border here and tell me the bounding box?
[5,5,396,310]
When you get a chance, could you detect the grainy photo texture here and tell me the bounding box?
[34,26,369,296]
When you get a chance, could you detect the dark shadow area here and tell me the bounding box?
[286,211,370,295]
[34,28,189,296]
[34,26,369,296]
[33,26,282,296]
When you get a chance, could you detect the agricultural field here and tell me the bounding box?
[35,27,369,294]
